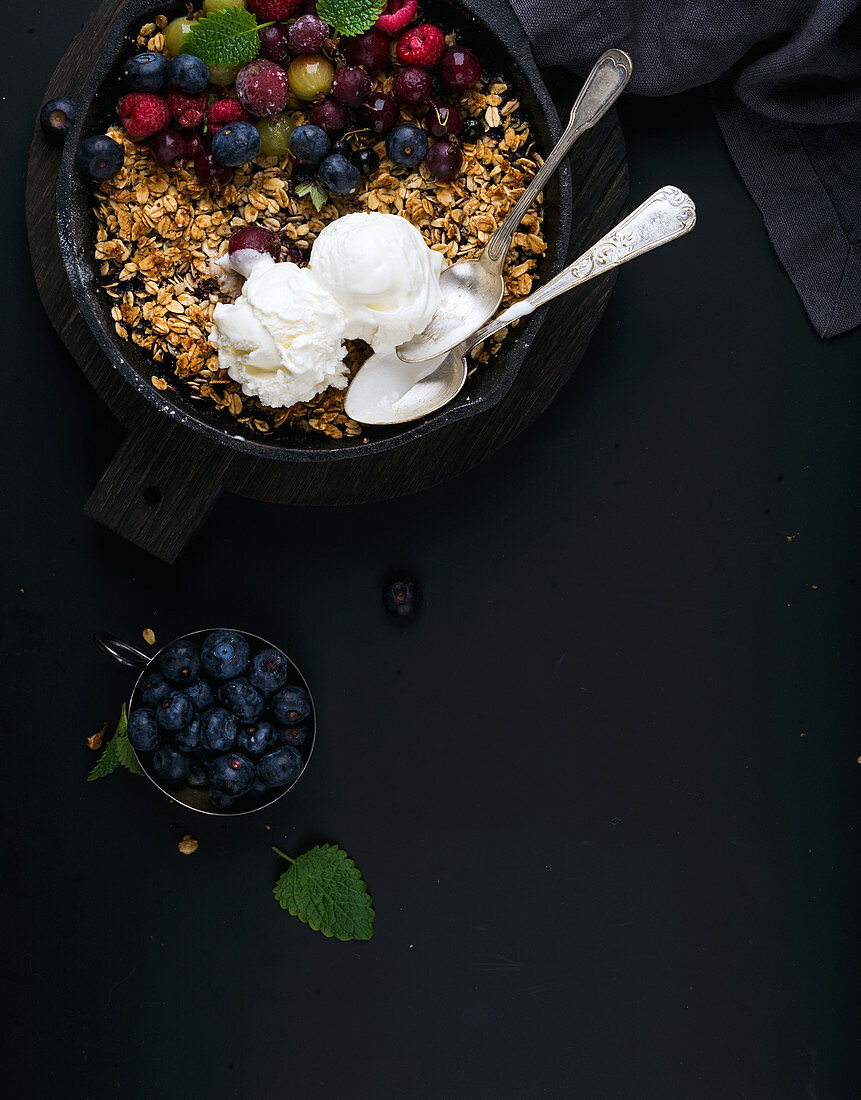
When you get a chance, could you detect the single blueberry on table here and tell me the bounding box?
[383,577,423,618]
[184,676,215,712]
[200,707,238,752]
[160,639,201,684]
[123,50,168,92]
[186,758,210,789]
[278,723,309,750]
[127,708,160,752]
[236,720,278,757]
[257,746,303,788]
[248,648,291,694]
[156,690,194,731]
[166,53,209,94]
[39,97,76,142]
[152,746,190,784]
[219,677,264,723]
[201,630,250,679]
[270,685,311,725]
[138,669,172,708]
[209,753,256,797]
[174,714,201,753]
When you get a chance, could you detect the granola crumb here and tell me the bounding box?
[88,722,108,751]
[142,627,156,645]
[178,834,199,855]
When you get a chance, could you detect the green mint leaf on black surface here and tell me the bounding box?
[317,0,387,38]
[273,844,374,940]
[88,705,145,781]
[184,8,271,69]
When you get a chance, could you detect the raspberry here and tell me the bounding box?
[167,90,207,129]
[235,59,290,117]
[246,0,301,18]
[396,23,445,68]
[208,99,251,134]
[376,0,418,33]
[118,92,170,140]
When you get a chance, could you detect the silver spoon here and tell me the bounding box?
[346,186,697,426]
[394,48,633,364]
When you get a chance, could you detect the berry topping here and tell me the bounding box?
[318,153,361,196]
[229,225,281,263]
[342,28,389,73]
[212,120,262,166]
[247,0,301,19]
[426,101,463,138]
[385,123,428,168]
[440,46,482,91]
[209,752,256,796]
[118,92,170,140]
[351,146,380,176]
[392,67,432,106]
[166,53,210,95]
[194,150,231,186]
[376,0,418,34]
[236,59,291,117]
[288,13,329,53]
[151,129,187,168]
[163,16,193,57]
[257,746,302,788]
[256,112,296,154]
[460,116,485,141]
[331,66,372,108]
[166,90,207,129]
[396,23,445,68]
[289,123,331,165]
[287,54,334,100]
[308,97,349,135]
[185,133,206,160]
[258,23,291,62]
[123,51,168,92]
[426,138,463,181]
[361,92,398,133]
[383,577,423,618]
[208,99,251,134]
[39,97,76,143]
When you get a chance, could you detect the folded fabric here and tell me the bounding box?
[511,0,861,338]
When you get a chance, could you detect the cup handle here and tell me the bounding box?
[93,633,151,670]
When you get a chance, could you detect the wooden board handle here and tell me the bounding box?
[85,414,234,563]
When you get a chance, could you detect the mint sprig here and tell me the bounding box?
[88,705,145,781]
[273,844,374,940]
[183,8,270,69]
[317,0,387,38]
[294,179,329,213]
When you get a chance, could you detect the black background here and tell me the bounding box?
[3,3,859,1097]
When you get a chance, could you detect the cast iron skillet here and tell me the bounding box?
[57,0,571,462]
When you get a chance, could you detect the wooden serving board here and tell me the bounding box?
[27,0,628,563]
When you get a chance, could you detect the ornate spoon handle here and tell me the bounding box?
[466,186,697,350]
[484,49,633,265]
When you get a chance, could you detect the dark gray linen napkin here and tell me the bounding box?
[510,0,861,338]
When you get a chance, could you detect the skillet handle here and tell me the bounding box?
[85,412,234,563]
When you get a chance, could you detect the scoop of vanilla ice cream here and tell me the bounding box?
[211,257,349,408]
[310,212,444,348]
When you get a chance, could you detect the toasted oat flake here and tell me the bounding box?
[178,835,199,856]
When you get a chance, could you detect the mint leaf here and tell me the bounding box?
[183,8,267,69]
[317,0,387,38]
[273,844,374,941]
[294,179,329,213]
[88,705,144,781]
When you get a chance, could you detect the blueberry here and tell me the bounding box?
[288,124,330,165]
[209,788,236,811]
[270,685,312,725]
[385,124,428,168]
[137,669,171,708]
[187,758,210,789]
[250,777,268,797]
[383,577,423,618]
[351,147,379,177]
[201,630,250,679]
[201,707,238,752]
[212,121,261,167]
[174,714,201,753]
[124,51,168,92]
[160,639,201,684]
[219,677,264,722]
[184,677,215,712]
[236,720,278,757]
[257,746,302,788]
[318,153,360,196]
[75,134,124,181]
[209,753,256,796]
[166,53,209,94]
[461,117,484,141]
[156,690,194,731]
[39,97,76,143]
[152,745,190,784]
[248,648,291,694]
[278,723,309,750]
[127,708,160,751]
